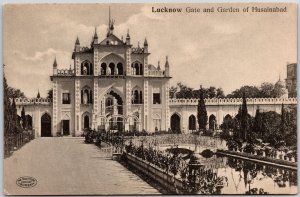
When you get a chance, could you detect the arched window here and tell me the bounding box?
[106,97,113,114]
[188,115,196,130]
[117,63,123,75]
[108,63,115,75]
[139,91,143,104]
[139,64,143,75]
[209,114,217,130]
[135,63,139,75]
[106,98,113,106]
[101,63,107,75]
[81,61,93,75]
[134,90,139,104]
[81,86,92,104]
[132,87,142,104]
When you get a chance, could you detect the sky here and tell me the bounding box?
[3,3,297,98]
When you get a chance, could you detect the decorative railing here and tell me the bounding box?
[169,97,297,106]
[56,69,75,76]
[131,47,145,54]
[148,70,165,77]
[12,98,52,105]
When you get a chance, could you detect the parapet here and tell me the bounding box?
[169,97,297,106]
[11,98,52,106]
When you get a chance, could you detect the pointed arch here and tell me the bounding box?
[101,63,107,75]
[170,112,181,133]
[209,114,217,130]
[188,114,196,130]
[41,113,51,137]
[82,111,90,130]
[81,60,93,75]
[117,62,123,75]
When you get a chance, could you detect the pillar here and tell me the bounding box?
[75,79,81,136]
[52,79,58,136]
[126,79,132,116]
[143,79,149,131]
[165,81,170,131]
[126,48,131,75]
[93,79,98,129]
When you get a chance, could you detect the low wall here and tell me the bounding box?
[217,149,297,170]
[126,153,184,194]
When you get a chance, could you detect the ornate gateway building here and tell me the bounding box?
[18,18,171,137]
[12,17,297,137]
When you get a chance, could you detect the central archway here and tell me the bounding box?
[84,115,89,129]
[171,113,181,133]
[41,113,51,137]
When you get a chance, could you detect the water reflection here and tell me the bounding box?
[214,156,297,194]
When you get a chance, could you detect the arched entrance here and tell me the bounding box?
[41,113,51,137]
[209,114,217,130]
[84,115,89,129]
[171,113,181,133]
[188,115,196,131]
[25,115,33,130]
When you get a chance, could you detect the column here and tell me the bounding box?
[126,79,132,115]
[144,53,148,76]
[143,79,149,130]
[93,79,98,129]
[165,81,170,131]
[126,48,131,75]
[75,79,80,136]
[52,79,58,136]
[93,50,98,76]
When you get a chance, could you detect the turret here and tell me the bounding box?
[93,27,98,45]
[53,57,58,75]
[144,37,148,53]
[157,61,161,70]
[37,90,41,98]
[126,29,130,45]
[74,36,80,52]
[164,56,169,77]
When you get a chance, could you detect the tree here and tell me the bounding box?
[227,86,260,98]
[21,107,26,130]
[240,92,250,140]
[4,67,13,137]
[253,108,264,138]
[279,104,288,134]
[216,88,225,98]
[259,82,274,98]
[47,89,53,100]
[176,82,193,99]
[169,82,225,99]
[197,87,207,131]
[7,87,26,98]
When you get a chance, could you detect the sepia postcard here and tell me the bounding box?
[3,3,297,195]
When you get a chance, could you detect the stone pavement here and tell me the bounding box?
[4,137,160,195]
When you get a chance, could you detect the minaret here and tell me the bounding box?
[144,37,148,53]
[93,27,98,44]
[53,57,58,75]
[126,29,131,45]
[74,36,80,52]
[106,7,115,37]
[164,56,169,77]
[157,61,161,70]
[37,90,41,99]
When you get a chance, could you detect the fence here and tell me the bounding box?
[130,134,226,150]
[4,130,35,157]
